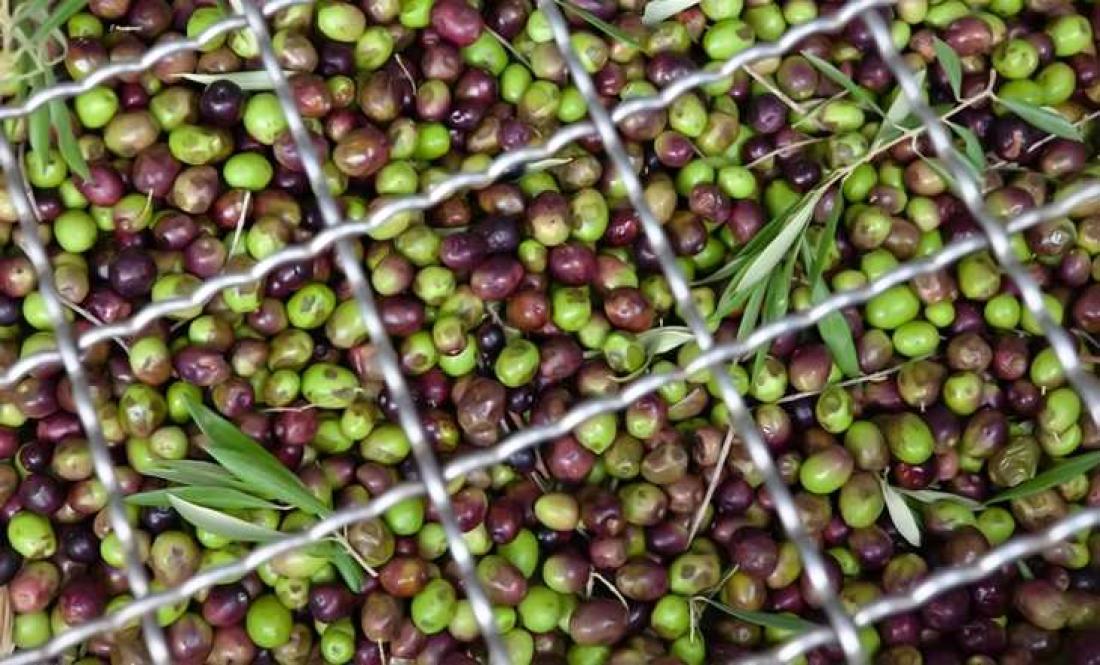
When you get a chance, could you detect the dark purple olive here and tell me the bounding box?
[108,248,158,298]
[18,474,64,515]
[58,576,105,625]
[202,584,250,627]
[569,598,628,646]
[430,0,483,46]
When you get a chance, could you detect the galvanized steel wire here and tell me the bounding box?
[2,0,1100,663]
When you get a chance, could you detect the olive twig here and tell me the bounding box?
[586,570,629,611]
[687,424,734,542]
[332,531,377,577]
[773,357,928,404]
[745,65,809,117]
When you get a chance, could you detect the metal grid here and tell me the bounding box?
[1,0,1100,662]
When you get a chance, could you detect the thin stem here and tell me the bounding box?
[745,65,808,116]
[588,571,630,611]
[744,136,827,170]
[334,531,378,577]
[773,357,924,404]
[988,108,1100,172]
[687,424,734,542]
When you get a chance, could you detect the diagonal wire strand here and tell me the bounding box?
[235,1,509,662]
[0,0,892,388]
[537,1,865,661]
[0,140,170,661]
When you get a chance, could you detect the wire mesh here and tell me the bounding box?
[1,0,1100,663]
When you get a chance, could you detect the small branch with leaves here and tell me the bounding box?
[126,397,371,590]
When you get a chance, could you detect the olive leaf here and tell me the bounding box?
[736,281,767,346]
[752,249,798,377]
[995,97,1083,141]
[947,121,987,173]
[873,69,926,147]
[144,460,255,491]
[801,52,882,113]
[179,72,294,90]
[636,326,695,356]
[27,103,49,166]
[879,476,922,547]
[30,0,87,42]
[807,190,843,288]
[167,495,285,543]
[799,241,860,378]
[556,0,639,49]
[932,37,962,100]
[641,0,699,25]
[612,326,695,382]
[693,596,817,633]
[126,486,282,511]
[894,487,981,510]
[985,451,1100,505]
[315,541,368,593]
[185,397,331,516]
[48,98,89,180]
[734,187,824,296]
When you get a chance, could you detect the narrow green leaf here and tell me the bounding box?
[736,281,767,344]
[694,251,747,286]
[49,100,89,180]
[947,121,987,173]
[636,327,694,356]
[167,495,284,542]
[986,451,1100,505]
[996,97,1082,141]
[125,486,281,511]
[557,1,639,48]
[319,543,367,592]
[894,487,982,510]
[808,191,843,287]
[801,52,881,113]
[815,302,859,377]
[31,0,88,42]
[1017,560,1035,580]
[764,249,797,324]
[880,477,921,547]
[185,397,331,516]
[27,106,49,164]
[145,461,253,490]
[737,189,823,294]
[753,250,798,377]
[801,242,860,378]
[874,70,925,147]
[179,71,294,91]
[932,37,962,100]
[696,597,817,633]
[641,0,700,25]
